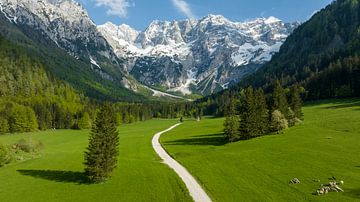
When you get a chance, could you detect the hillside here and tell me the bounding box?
[237,0,360,99]
[0,16,147,102]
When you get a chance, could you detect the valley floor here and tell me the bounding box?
[0,99,359,201]
[160,98,360,201]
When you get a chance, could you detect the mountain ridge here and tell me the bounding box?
[98,15,298,95]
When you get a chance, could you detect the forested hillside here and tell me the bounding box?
[0,35,89,133]
[0,12,146,102]
[237,0,360,99]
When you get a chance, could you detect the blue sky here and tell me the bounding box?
[77,0,333,30]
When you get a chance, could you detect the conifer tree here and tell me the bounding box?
[254,88,269,134]
[84,104,119,183]
[223,97,240,142]
[238,87,257,139]
[286,107,297,127]
[115,113,122,126]
[289,84,303,120]
[78,112,92,129]
[271,80,289,116]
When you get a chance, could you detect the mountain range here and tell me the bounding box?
[0,0,298,100]
[98,15,298,96]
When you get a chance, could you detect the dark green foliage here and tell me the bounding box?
[238,87,257,139]
[180,116,184,122]
[289,84,304,120]
[237,87,270,139]
[222,85,300,142]
[286,108,296,127]
[0,117,9,134]
[77,112,92,129]
[271,81,289,116]
[84,105,119,183]
[254,89,270,134]
[223,97,240,142]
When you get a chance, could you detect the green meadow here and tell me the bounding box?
[161,99,360,201]
[0,99,359,201]
[0,120,191,202]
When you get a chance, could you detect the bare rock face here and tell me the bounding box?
[290,178,301,184]
[99,15,299,95]
[315,181,344,195]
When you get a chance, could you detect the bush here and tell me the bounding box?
[13,138,44,153]
[270,110,288,133]
[0,143,11,167]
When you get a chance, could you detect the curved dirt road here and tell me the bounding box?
[151,123,212,202]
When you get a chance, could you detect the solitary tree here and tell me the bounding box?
[84,104,119,183]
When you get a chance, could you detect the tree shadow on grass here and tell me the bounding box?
[163,133,226,146]
[17,169,90,184]
[323,100,360,110]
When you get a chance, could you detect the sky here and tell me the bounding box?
[77,0,333,30]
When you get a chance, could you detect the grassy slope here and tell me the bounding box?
[161,99,360,201]
[0,120,191,202]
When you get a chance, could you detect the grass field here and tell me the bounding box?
[0,120,191,202]
[161,99,360,201]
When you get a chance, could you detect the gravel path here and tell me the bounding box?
[151,123,212,202]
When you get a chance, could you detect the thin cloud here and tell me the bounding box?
[171,0,196,19]
[94,0,132,18]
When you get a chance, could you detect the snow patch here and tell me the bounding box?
[0,3,17,23]
[168,69,197,95]
[143,85,192,101]
[90,56,101,69]
[265,16,281,24]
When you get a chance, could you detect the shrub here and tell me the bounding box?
[0,143,11,167]
[13,138,44,153]
[270,110,288,133]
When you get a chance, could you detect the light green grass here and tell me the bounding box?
[0,120,191,202]
[161,99,360,201]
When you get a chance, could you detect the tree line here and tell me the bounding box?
[223,81,303,142]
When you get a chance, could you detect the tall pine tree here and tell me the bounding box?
[271,80,289,116]
[289,84,303,120]
[239,87,257,139]
[254,88,269,134]
[223,97,240,142]
[84,104,119,183]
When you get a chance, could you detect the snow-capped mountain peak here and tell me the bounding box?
[98,15,299,95]
[264,16,282,24]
